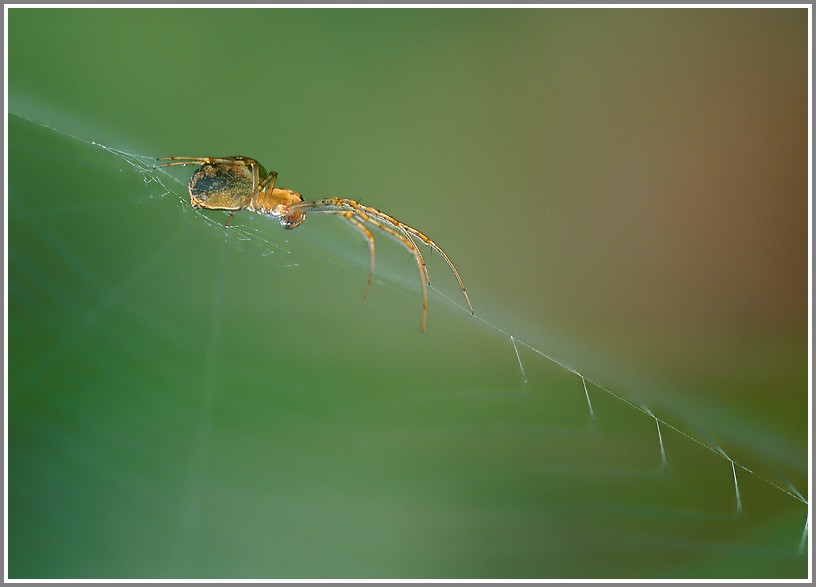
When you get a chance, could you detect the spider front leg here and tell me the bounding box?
[353,201,473,316]
[349,210,429,332]
[399,225,474,316]
[258,170,278,192]
[341,212,375,301]
[353,208,431,287]
[317,208,427,330]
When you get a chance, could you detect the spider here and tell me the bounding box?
[156,156,474,331]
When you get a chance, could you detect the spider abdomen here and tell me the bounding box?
[189,161,254,210]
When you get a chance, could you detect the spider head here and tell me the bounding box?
[281,212,306,229]
[266,189,307,230]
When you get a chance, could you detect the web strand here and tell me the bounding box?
[798,513,809,556]
[510,335,527,384]
[10,112,808,532]
[642,405,668,473]
[428,285,808,508]
[581,375,596,428]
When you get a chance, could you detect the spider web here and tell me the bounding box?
[6,112,810,579]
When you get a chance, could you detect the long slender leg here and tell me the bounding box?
[250,162,260,194]
[156,156,265,194]
[317,209,428,331]
[399,225,474,315]
[340,212,375,301]
[351,213,427,332]
[350,200,472,314]
[357,211,431,287]
[258,170,278,192]
[154,160,207,168]
[156,156,239,167]
[297,199,431,287]
[155,156,262,172]
[351,202,472,315]
[396,226,430,285]
[155,156,207,165]
[291,198,469,330]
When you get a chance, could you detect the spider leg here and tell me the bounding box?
[397,226,430,286]
[155,156,222,167]
[314,208,427,330]
[348,210,428,332]
[399,225,474,315]
[340,212,375,301]
[351,207,431,287]
[251,162,260,194]
[155,156,203,163]
[258,170,278,192]
[154,160,206,168]
[351,202,472,315]
[307,206,428,331]
[292,198,473,331]
[157,156,266,194]
[293,198,430,287]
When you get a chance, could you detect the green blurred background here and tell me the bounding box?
[7,8,808,579]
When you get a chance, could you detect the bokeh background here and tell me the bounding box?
[7,7,809,579]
